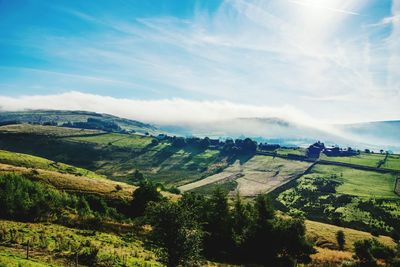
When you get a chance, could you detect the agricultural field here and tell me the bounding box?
[0,220,161,267]
[384,154,400,171]
[320,152,386,168]
[308,164,398,199]
[67,133,154,150]
[275,147,306,157]
[182,155,311,196]
[275,164,400,235]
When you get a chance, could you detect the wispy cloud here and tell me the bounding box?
[288,0,360,16]
[0,0,399,123]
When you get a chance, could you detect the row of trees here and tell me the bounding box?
[132,181,315,266]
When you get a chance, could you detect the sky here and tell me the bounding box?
[0,0,399,125]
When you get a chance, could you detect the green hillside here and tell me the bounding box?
[0,124,229,187]
[0,149,105,179]
[0,110,159,134]
[274,164,400,235]
[1,121,400,266]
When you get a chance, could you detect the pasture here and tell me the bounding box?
[67,133,153,150]
[384,154,400,170]
[309,164,398,198]
[320,152,385,168]
[275,147,306,157]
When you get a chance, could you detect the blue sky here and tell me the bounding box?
[0,0,399,124]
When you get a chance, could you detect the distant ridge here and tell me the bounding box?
[0,109,160,134]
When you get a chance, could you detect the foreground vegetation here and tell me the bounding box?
[275,164,400,237]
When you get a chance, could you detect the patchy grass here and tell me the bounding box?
[305,220,396,251]
[0,251,63,267]
[320,152,386,168]
[0,150,105,179]
[190,179,238,195]
[310,247,353,266]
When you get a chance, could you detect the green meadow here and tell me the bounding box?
[320,152,386,168]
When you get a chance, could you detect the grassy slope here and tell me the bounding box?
[0,150,105,180]
[305,220,395,251]
[0,251,63,267]
[0,220,161,267]
[0,163,135,201]
[0,125,226,187]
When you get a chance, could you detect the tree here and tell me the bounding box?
[130,169,144,183]
[232,193,250,247]
[272,217,315,265]
[243,194,276,264]
[131,180,163,216]
[199,137,210,149]
[146,200,203,267]
[203,188,234,259]
[353,239,395,266]
[336,230,345,250]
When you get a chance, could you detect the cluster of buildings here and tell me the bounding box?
[307,141,358,159]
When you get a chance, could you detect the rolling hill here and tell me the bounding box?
[0,110,159,134]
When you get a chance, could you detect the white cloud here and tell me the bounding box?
[0,91,315,126]
[1,0,399,123]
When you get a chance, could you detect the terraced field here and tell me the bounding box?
[181,155,311,196]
